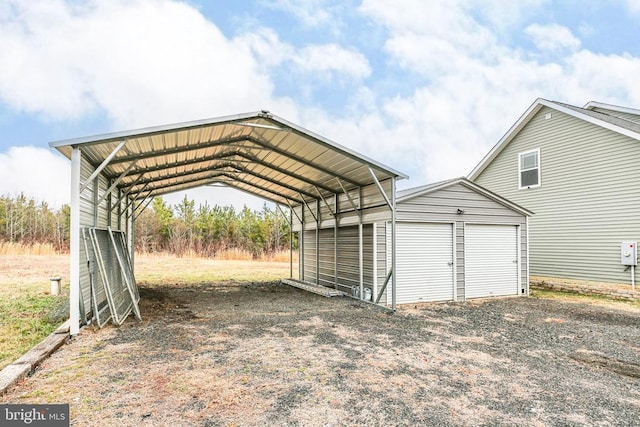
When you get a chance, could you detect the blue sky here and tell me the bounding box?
[1,0,640,209]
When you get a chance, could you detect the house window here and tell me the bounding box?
[519,149,540,189]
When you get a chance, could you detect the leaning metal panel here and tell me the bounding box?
[82,228,111,328]
[109,228,141,320]
[89,228,135,325]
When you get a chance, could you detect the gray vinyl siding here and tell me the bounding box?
[396,182,528,300]
[300,225,375,294]
[475,106,640,284]
[376,223,388,302]
[591,107,640,125]
[335,225,374,292]
[79,155,115,322]
[318,228,335,288]
[456,221,464,300]
[302,230,317,283]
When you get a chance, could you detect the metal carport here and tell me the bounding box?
[50,111,407,335]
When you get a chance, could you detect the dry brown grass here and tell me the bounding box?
[0,241,62,256]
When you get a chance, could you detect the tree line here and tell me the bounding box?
[0,194,70,251]
[135,196,294,257]
[0,193,294,258]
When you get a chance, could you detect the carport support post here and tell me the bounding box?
[300,205,304,281]
[359,187,363,300]
[316,200,320,285]
[334,194,338,290]
[391,178,397,310]
[127,201,135,272]
[70,148,81,336]
[289,208,293,279]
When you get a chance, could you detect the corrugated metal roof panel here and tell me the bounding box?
[50,111,407,208]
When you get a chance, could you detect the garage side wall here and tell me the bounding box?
[302,226,375,293]
[78,155,130,322]
[397,182,528,301]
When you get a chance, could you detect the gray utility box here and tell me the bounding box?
[621,242,637,266]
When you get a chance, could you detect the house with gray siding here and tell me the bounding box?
[469,98,640,286]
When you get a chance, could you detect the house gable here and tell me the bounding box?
[472,102,640,284]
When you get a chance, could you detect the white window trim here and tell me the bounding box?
[518,148,541,189]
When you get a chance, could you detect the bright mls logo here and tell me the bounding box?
[0,404,69,426]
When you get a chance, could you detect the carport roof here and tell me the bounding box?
[50,111,407,206]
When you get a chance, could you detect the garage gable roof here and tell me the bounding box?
[50,111,407,206]
[398,177,533,216]
[468,98,640,180]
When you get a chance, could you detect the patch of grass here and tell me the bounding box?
[531,288,640,310]
[135,257,297,285]
[0,291,68,370]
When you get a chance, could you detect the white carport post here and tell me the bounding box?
[358,187,364,300]
[391,177,397,309]
[69,148,81,335]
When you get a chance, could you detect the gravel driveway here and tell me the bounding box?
[2,280,639,426]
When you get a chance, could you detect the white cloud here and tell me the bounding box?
[348,0,640,186]
[292,44,371,79]
[0,147,70,207]
[2,0,640,206]
[525,23,581,52]
[261,0,342,29]
[624,0,640,15]
[0,0,295,128]
[239,28,370,81]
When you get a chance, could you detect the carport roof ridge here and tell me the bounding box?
[49,110,408,206]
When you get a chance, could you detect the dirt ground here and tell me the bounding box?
[2,280,639,426]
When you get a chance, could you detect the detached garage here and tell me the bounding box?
[392,177,532,304]
[294,177,532,306]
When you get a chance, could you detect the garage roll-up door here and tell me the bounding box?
[395,222,454,304]
[465,224,519,299]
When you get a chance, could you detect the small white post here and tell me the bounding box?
[632,265,635,290]
[50,277,61,296]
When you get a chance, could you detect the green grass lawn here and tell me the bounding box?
[0,291,68,370]
[0,254,296,371]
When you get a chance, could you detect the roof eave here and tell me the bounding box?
[469,98,640,180]
[468,98,548,180]
[583,101,640,116]
[48,111,267,149]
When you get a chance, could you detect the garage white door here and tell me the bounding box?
[465,224,519,299]
[394,222,454,304]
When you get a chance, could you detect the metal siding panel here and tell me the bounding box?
[79,158,94,313]
[303,230,317,282]
[336,225,374,291]
[456,221,465,301]
[475,106,640,284]
[318,228,335,288]
[465,224,519,298]
[97,174,109,227]
[396,222,454,303]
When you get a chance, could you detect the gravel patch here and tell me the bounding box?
[2,280,639,426]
